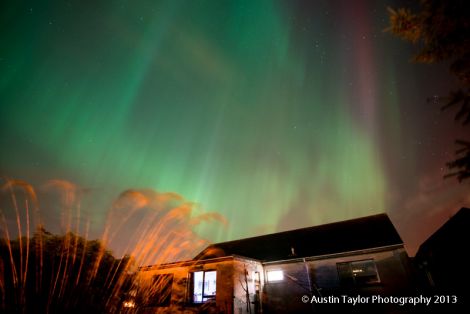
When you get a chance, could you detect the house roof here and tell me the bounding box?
[415,207,469,258]
[195,213,403,262]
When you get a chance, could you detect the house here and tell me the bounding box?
[133,213,414,313]
[414,207,469,312]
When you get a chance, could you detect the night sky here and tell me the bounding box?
[1,0,468,257]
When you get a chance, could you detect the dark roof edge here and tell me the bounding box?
[138,254,262,271]
[139,243,406,272]
[416,207,469,256]
[197,212,396,255]
[139,255,235,271]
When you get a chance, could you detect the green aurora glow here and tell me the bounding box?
[1,0,468,255]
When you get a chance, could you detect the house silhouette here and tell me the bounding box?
[134,213,416,313]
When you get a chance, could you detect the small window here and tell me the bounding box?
[192,270,216,303]
[337,259,379,286]
[147,273,173,307]
[267,270,284,282]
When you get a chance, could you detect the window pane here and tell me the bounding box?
[267,270,284,282]
[351,260,379,284]
[193,271,204,303]
[193,271,216,303]
[337,262,354,286]
[204,271,217,296]
[337,260,379,287]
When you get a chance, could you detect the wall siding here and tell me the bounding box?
[262,248,413,313]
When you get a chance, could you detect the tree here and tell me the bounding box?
[387,0,470,182]
[239,265,252,314]
[0,229,134,313]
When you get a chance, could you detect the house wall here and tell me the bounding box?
[133,248,413,313]
[135,257,264,314]
[136,259,236,314]
[262,247,413,313]
[262,259,314,313]
[232,259,264,314]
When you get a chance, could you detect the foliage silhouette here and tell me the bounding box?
[0,227,134,313]
[387,0,470,182]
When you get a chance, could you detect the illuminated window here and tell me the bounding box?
[192,270,216,303]
[337,259,379,286]
[267,270,284,282]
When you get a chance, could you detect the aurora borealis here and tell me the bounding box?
[1,0,469,256]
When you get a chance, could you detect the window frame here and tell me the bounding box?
[336,259,380,287]
[190,270,217,304]
[266,269,284,282]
